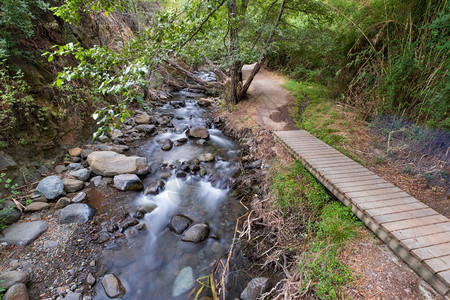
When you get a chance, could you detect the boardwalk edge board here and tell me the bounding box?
[274,130,450,297]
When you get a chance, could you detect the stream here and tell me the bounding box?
[93,90,247,299]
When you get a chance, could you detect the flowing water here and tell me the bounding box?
[94,91,246,299]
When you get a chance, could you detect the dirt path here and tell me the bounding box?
[240,64,297,131]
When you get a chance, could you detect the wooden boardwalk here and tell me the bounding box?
[274,130,450,297]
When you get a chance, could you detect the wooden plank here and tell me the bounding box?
[403,232,450,250]
[329,174,381,183]
[357,197,419,210]
[437,270,450,284]
[285,141,330,148]
[345,187,405,198]
[290,147,333,152]
[392,222,450,240]
[335,178,388,188]
[412,242,450,261]
[294,153,342,159]
[306,157,354,164]
[351,192,410,203]
[338,183,394,193]
[315,163,366,170]
[286,141,326,145]
[367,202,429,216]
[281,136,320,141]
[309,161,356,168]
[293,149,338,155]
[383,215,449,232]
[372,208,438,224]
[310,157,359,164]
[318,167,372,176]
[425,255,450,273]
[310,162,358,169]
[284,141,326,145]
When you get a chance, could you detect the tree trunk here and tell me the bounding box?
[228,0,241,105]
[238,0,287,99]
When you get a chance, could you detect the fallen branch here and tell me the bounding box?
[12,198,26,213]
[204,57,227,82]
[164,59,223,91]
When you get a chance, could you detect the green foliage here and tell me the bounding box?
[283,80,347,147]
[0,172,18,231]
[316,202,361,245]
[92,102,132,140]
[50,0,119,24]
[0,281,5,298]
[269,0,449,128]
[0,0,48,60]
[272,161,330,212]
[301,245,353,300]
[302,203,361,299]
[0,60,42,140]
[271,161,362,299]
[341,0,449,127]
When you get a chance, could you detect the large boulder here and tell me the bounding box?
[0,271,29,290]
[186,126,209,139]
[113,174,143,191]
[181,223,209,243]
[58,204,95,224]
[101,274,126,298]
[3,283,28,300]
[0,221,48,246]
[87,151,149,176]
[35,176,64,200]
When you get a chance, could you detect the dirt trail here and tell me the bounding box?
[241,64,297,131]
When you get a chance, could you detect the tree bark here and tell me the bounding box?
[238,0,287,99]
[228,0,241,105]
